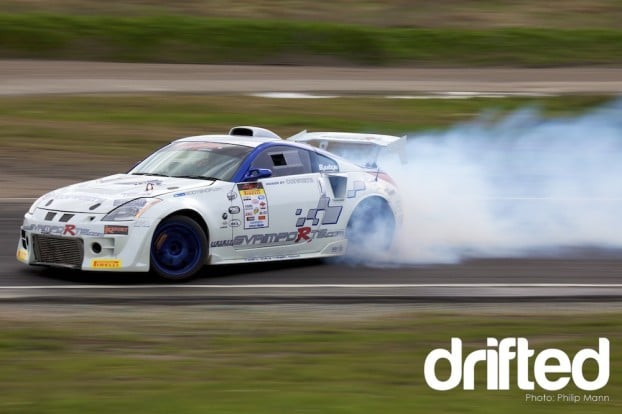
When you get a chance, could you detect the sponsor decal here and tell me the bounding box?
[16,248,28,261]
[228,206,240,214]
[53,194,103,203]
[229,219,241,228]
[347,180,366,198]
[238,182,269,229]
[104,225,129,235]
[91,259,122,269]
[23,224,103,237]
[210,228,344,248]
[244,254,301,262]
[63,224,76,236]
[174,187,222,198]
[295,226,312,243]
[285,177,314,185]
[133,219,152,228]
[424,337,610,391]
[319,163,338,172]
[238,182,261,191]
[295,196,342,228]
[117,179,163,187]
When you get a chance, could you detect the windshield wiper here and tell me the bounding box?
[131,173,170,177]
[171,175,221,181]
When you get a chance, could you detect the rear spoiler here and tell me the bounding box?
[288,131,407,167]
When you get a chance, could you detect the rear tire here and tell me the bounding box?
[150,215,207,281]
[346,198,395,257]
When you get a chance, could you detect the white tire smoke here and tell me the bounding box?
[380,99,622,263]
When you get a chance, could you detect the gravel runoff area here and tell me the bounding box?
[1,60,622,95]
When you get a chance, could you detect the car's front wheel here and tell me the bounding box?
[150,215,207,281]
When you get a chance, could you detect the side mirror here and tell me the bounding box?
[243,168,272,181]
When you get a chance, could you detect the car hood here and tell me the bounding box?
[37,174,222,214]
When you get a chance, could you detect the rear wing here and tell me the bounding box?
[288,131,407,167]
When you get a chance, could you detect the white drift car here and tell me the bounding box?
[17,126,403,280]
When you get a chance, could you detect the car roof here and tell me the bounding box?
[174,134,281,148]
[172,132,364,173]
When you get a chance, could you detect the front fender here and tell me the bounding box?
[142,193,232,249]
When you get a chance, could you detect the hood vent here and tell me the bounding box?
[229,126,280,139]
[59,213,75,223]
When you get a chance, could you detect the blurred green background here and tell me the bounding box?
[1,0,622,65]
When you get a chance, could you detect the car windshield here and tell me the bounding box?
[130,141,253,181]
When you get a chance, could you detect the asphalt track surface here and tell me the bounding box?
[2,202,622,303]
[1,60,621,303]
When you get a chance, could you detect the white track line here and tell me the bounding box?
[0,284,621,290]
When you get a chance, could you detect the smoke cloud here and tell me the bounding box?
[377,98,622,263]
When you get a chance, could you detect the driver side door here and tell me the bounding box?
[230,145,323,258]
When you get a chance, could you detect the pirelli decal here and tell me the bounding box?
[238,182,269,229]
[91,259,122,269]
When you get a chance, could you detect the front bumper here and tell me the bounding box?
[16,208,158,272]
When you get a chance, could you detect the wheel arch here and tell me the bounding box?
[346,194,396,253]
[351,195,395,219]
[149,211,210,280]
[161,209,210,243]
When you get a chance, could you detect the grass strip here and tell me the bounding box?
[0,305,620,413]
[0,94,610,163]
[2,14,622,66]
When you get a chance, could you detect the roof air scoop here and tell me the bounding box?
[229,126,281,139]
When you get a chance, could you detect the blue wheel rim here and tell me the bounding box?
[151,221,203,277]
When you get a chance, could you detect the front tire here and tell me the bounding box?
[150,215,207,281]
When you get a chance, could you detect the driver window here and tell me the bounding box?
[251,146,312,177]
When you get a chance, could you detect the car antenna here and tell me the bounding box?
[373,146,381,181]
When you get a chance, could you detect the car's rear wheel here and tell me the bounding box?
[150,215,207,281]
[346,197,395,257]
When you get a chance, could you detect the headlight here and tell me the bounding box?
[103,198,161,221]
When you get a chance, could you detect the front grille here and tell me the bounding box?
[32,235,84,268]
